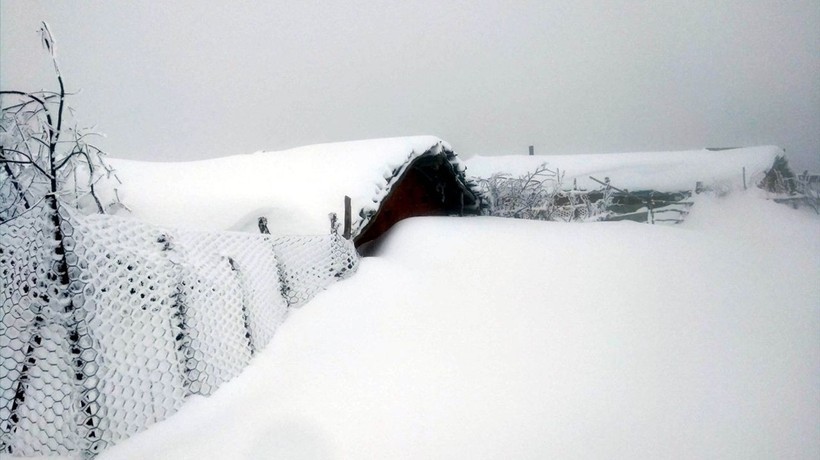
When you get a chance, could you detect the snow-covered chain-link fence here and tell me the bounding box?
[0,200,358,458]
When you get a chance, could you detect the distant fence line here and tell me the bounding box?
[475,166,693,224]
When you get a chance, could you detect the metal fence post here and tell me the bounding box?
[343,196,352,240]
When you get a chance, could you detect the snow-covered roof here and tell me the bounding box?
[465,146,784,192]
[106,136,470,236]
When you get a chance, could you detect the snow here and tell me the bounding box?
[106,141,784,239]
[104,136,455,236]
[465,146,784,192]
[99,192,819,459]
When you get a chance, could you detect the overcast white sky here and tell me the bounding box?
[2,1,818,169]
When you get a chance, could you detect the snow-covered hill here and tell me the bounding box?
[100,193,819,459]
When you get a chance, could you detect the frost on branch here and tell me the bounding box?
[477,163,613,222]
[0,21,121,224]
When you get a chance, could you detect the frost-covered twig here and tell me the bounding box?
[477,165,613,222]
[0,22,122,223]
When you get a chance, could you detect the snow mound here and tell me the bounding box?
[105,136,458,236]
[100,192,819,459]
[465,146,783,191]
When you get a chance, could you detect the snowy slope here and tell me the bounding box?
[100,193,820,460]
[105,136,458,236]
[465,146,783,191]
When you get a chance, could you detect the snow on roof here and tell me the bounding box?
[106,136,465,236]
[464,146,784,192]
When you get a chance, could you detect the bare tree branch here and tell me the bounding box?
[2,158,32,210]
[0,150,53,177]
[1,21,122,223]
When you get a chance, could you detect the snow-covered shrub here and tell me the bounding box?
[758,155,797,195]
[0,22,120,224]
[755,156,820,214]
[477,163,613,222]
[794,172,820,213]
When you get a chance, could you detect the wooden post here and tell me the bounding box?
[343,195,352,240]
[258,216,270,234]
[743,167,747,190]
[528,145,534,156]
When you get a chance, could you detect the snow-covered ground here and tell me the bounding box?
[97,191,820,459]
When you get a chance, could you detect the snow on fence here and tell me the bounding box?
[475,166,696,225]
[0,200,358,458]
[475,166,616,223]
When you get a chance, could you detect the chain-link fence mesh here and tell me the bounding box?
[1,200,359,458]
[1,200,79,457]
[273,234,358,307]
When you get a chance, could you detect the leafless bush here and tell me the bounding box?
[477,163,612,222]
[0,22,121,224]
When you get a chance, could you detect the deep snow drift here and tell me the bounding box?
[105,136,462,236]
[101,192,819,460]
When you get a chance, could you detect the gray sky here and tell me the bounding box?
[2,0,819,170]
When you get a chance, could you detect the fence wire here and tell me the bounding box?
[1,200,358,458]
